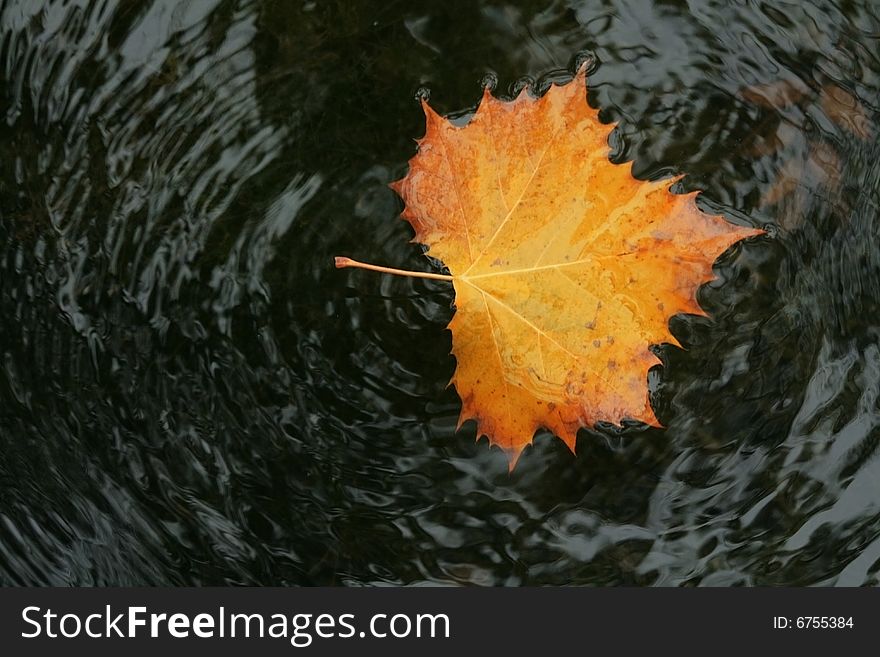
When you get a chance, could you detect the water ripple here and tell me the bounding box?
[1,0,879,585]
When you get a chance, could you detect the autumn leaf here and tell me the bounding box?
[337,66,762,465]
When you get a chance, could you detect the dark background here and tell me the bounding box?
[1,0,879,585]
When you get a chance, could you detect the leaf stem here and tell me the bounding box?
[334,256,453,281]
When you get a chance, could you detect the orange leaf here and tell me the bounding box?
[338,66,762,466]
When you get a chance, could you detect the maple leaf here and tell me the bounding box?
[336,66,762,466]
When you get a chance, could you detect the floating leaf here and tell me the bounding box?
[337,66,762,465]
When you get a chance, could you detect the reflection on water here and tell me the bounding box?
[1,0,879,585]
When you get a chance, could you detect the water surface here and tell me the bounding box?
[1,0,879,585]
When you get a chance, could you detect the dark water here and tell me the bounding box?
[1,0,879,586]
